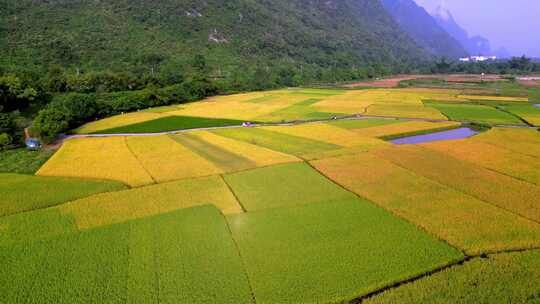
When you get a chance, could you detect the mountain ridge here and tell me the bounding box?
[381,0,468,59]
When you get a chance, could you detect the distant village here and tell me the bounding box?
[459,55,498,62]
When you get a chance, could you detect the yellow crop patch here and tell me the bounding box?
[262,123,384,147]
[186,131,301,167]
[37,137,154,187]
[74,112,169,134]
[374,145,540,223]
[421,139,540,185]
[353,121,460,138]
[474,128,540,158]
[126,135,223,182]
[58,176,243,230]
[311,153,540,255]
[459,95,529,102]
[366,103,447,120]
[312,91,374,114]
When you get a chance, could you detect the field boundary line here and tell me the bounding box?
[376,152,540,226]
[222,214,258,304]
[219,174,248,213]
[350,247,540,303]
[304,160,466,255]
[123,136,157,185]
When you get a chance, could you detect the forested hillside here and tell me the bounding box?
[0,0,428,81]
[381,0,468,59]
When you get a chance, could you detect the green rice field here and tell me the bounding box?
[2,84,540,303]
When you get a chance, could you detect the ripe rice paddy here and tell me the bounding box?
[375,145,540,223]
[37,137,155,187]
[311,153,540,255]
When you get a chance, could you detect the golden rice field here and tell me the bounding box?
[4,86,540,303]
[37,137,154,187]
[311,152,540,255]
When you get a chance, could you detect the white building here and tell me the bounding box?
[459,56,497,62]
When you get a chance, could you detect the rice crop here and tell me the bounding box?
[365,250,540,304]
[75,112,168,134]
[258,98,344,121]
[171,133,257,172]
[311,153,540,254]
[0,173,126,217]
[474,128,540,158]
[421,139,540,185]
[328,118,402,129]
[262,123,379,147]
[352,121,460,138]
[37,137,154,187]
[427,102,525,125]
[95,115,248,134]
[126,135,222,182]
[502,104,540,126]
[366,103,447,120]
[173,131,300,168]
[0,206,253,304]
[227,200,464,304]
[375,145,540,223]
[223,162,357,211]
[211,127,340,157]
[59,175,243,229]
[458,95,529,102]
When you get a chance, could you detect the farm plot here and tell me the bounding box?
[427,102,525,125]
[211,127,340,157]
[258,98,345,122]
[458,95,530,102]
[365,250,540,304]
[366,103,447,120]
[224,162,356,211]
[262,123,382,147]
[227,200,463,304]
[60,175,243,229]
[126,135,222,182]
[352,121,460,138]
[0,174,126,217]
[474,128,540,158]
[421,139,540,185]
[37,137,154,187]
[171,131,300,169]
[375,145,540,222]
[95,116,248,134]
[74,112,169,134]
[311,153,540,255]
[328,118,402,130]
[502,104,540,126]
[0,206,253,304]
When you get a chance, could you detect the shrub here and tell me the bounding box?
[32,107,71,143]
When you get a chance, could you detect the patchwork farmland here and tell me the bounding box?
[1,85,540,303]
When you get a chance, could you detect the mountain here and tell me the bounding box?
[431,5,493,56]
[381,0,468,59]
[0,0,429,76]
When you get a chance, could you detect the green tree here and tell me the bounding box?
[32,107,71,143]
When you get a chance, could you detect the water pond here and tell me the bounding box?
[391,127,479,145]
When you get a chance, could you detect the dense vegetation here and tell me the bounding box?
[381,0,468,59]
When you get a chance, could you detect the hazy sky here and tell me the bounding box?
[414,0,540,57]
